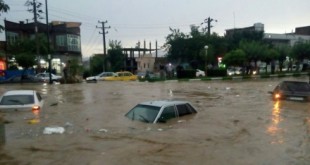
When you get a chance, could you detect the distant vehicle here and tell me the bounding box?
[269,81,310,102]
[0,74,44,84]
[35,72,62,82]
[86,72,115,82]
[0,90,44,112]
[227,67,242,76]
[125,100,197,123]
[103,71,137,81]
[137,71,157,80]
[196,69,205,77]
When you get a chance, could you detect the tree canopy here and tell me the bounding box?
[0,0,9,32]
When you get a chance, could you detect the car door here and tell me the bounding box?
[156,105,177,123]
[175,103,197,117]
[117,72,124,81]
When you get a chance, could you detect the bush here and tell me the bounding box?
[177,70,195,79]
[207,69,227,77]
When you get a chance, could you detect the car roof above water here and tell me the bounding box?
[138,100,191,107]
[3,90,35,96]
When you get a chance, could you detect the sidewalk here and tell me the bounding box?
[151,72,310,82]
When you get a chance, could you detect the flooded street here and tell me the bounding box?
[0,77,309,165]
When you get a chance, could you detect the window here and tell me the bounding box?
[36,93,42,102]
[0,95,34,105]
[159,106,176,122]
[67,34,81,52]
[124,72,131,76]
[56,35,66,47]
[6,32,19,45]
[125,104,160,123]
[176,103,196,116]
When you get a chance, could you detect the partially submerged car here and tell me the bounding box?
[196,69,205,77]
[125,100,197,123]
[86,72,115,82]
[35,72,62,82]
[269,81,310,102]
[0,90,44,112]
[103,71,138,81]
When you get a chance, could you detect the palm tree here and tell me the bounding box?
[0,0,9,32]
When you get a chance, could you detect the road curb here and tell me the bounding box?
[143,72,309,82]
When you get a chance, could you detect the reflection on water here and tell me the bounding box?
[267,101,284,144]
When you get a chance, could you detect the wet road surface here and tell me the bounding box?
[0,77,309,165]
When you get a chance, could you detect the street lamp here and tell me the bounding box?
[204,45,208,76]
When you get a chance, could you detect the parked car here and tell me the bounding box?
[103,71,137,81]
[137,71,157,80]
[227,67,242,76]
[86,72,115,82]
[196,69,205,77]
[35,72,62,82]
[0,74,44,84]
[269,81,310,102]
[0,90,44,112]
[125,100,197,123]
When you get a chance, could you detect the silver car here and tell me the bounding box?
[86,72,116,81]
[125,100,197,123]
[0,90,44,112]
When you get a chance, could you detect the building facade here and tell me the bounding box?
[4,20,82,74]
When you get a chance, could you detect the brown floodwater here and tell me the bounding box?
[0,76,309,165]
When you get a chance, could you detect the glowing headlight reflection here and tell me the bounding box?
[267,101,284,144]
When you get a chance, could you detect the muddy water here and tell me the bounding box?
[0,77,309,165]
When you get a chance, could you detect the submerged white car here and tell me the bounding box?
[86,72,116,81]
[0,90,44,112]
[35,72,62,82]
[125,100,197,123]
[196,69,206,77]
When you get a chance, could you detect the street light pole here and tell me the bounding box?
[45,0,52,84]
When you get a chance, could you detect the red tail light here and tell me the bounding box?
[32,105,40,113]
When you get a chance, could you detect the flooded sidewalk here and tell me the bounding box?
[0,76,309,165]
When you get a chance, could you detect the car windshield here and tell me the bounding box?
[0,95,34,105]
[125,104,161,123]
[282,82,310,92]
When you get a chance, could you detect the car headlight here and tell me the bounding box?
[274,93,281,99]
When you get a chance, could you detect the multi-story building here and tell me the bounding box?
[225,23,264,37]
[4,20,82,74]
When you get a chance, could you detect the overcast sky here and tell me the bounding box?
[1,0,309,57]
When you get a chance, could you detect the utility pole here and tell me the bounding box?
[202,17,217,36]
[97,21,110,56]
[96,21,110,71]
[45,0,52,84]
[33,0,40,65]
[26,0,43,69]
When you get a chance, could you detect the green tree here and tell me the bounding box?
[8,34,48,69]
[107,40,124,72]
[260,48,279,73]
[275,45,291,72]
[291,42,310,61]
[89,54,105,75]
[239,40,268,69]
[222,49,247,67]
[0,0,9,32]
